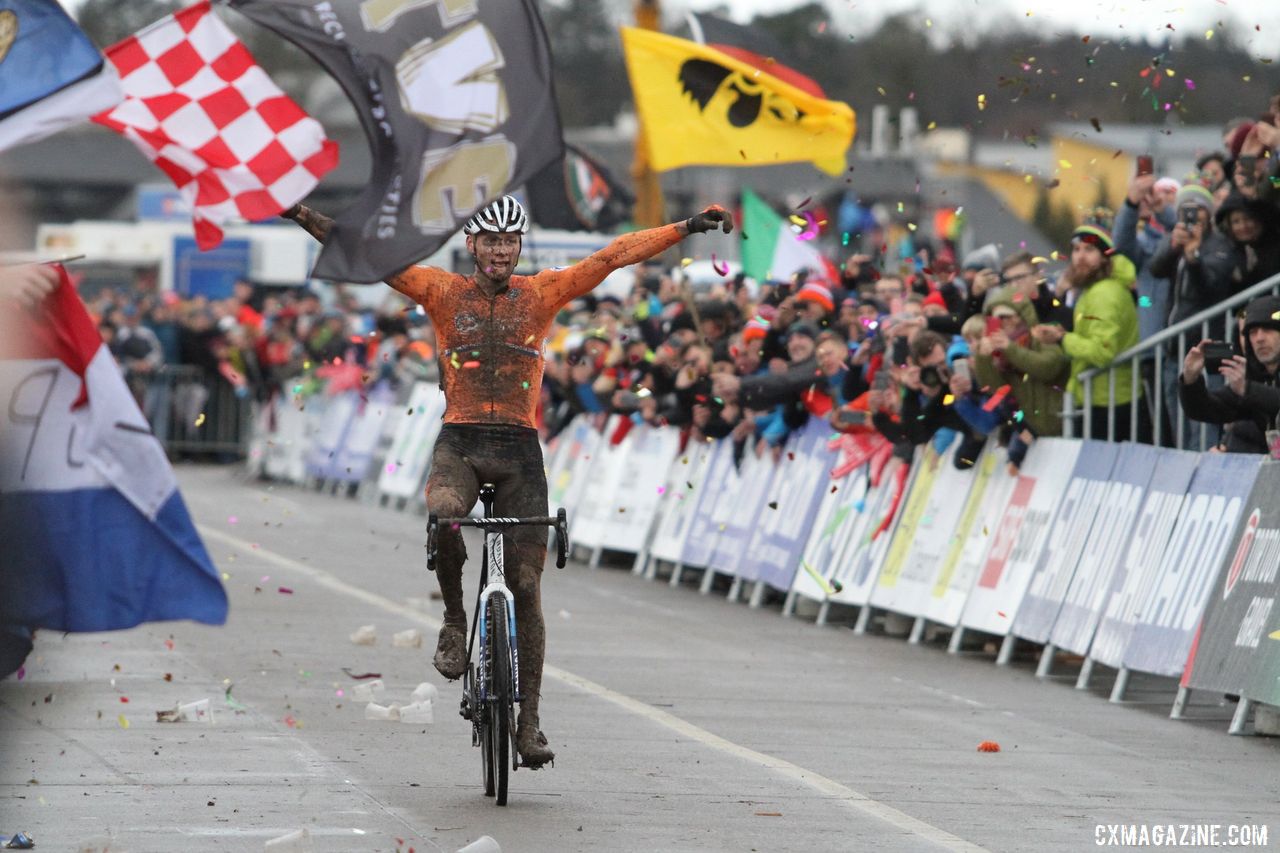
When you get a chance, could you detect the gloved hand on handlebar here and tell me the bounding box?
[686,204,733,235]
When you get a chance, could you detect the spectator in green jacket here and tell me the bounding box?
[1032,224,1151,443]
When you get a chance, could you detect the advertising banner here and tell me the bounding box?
[743,419,837,591]
[330,385,396,484]
[960,437,1081,637]
[572,416,633,552]
[261,392,310,484]
[926,443,1014,627]
[1013,441,1118,644]
[378,382,447,499]
[599,426,682,555]
[303,392,356,480]
[871,444,941,609]
[552,416,605,522]
[680,439,735,568]
[1183,461,1280,698]
[790,464,863,602]
[709,444,777,579]
[872,443,979,617]
[1123,453,1260,677]
[1089,448,1200,669]
[1051,443,1160,654]
[648,441,713,564]
[826,456,912,607]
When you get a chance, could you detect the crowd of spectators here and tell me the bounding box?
[85,94,1280,465]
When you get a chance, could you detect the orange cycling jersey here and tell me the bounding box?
[387,224,683,429]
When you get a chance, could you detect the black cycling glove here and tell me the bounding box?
[686,205,733,235]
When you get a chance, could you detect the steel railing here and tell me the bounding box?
[127,364,252,458]
[1062,270,1280,450]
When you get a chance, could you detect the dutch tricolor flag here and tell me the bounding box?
[0,267,227,634]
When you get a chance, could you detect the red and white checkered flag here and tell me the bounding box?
[93,1,337,249]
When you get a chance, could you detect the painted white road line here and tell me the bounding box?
[199,525,988,853]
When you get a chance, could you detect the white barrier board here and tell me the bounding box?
[871,443,978,617]
[648,441,713,564]
[960,437,1080,637]
[598,425,682,554]
[1013,441,1119,644]
[1051,444,1159,654]
[925,446,1017,627]
[377,382,445,500]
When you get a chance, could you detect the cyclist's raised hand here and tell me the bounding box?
[686,204,733,235]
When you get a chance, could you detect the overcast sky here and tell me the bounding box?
[660,0,1280,58]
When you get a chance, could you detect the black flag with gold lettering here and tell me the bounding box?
[229,0,563,283]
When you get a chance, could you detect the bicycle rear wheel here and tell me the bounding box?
[487,595,512,806]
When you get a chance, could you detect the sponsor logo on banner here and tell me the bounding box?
[1223,510,1261,600]
[1089,447,1199,670]
[1182,461,1280,700]
[978,476,1034,589]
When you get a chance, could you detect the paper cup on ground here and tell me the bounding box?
[399,701,433,724]
[349,625,377,645]
[364,702,400,721]
[392,628,423,648]
[351,679,385,702]
[411,682,439,704]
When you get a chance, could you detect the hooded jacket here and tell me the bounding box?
[1062,254,1142,407]
[1113,199,1175,341]
[1179,294,1280,453]
[973,288,1071,436]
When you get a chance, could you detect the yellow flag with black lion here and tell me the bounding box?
[621,27,855,176]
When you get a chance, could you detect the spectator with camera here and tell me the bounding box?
[871,329,985,468]
[1179,294,1280,454]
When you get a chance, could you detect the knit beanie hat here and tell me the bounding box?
[1175,183,1215,214]
[795,281,835,313]
[742,315,771,342]
[1071,224,1114,255]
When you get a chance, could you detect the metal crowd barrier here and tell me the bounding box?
[1063,271,1280,449]
[129,364,252,458]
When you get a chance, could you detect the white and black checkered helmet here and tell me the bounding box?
[462,195,529,235]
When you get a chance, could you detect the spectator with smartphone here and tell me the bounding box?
[1115,169,1177,341]
[1179,294,1280,453]
[1033,223,1149,442]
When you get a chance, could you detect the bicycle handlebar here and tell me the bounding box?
[431,516,560,528]
[427,508,570,569]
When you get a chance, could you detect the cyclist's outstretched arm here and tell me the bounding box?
[537,205,732,306]
[281,203,430,302]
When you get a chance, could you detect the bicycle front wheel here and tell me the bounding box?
[487,595,513,806]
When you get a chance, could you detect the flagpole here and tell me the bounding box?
[630,0,666,229]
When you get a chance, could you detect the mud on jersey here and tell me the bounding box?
[388,224,683,429]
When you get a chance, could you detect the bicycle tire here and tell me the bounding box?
[488,595,512,805]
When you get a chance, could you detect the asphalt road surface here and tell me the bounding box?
[1,464,1277,852]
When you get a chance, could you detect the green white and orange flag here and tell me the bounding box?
[740,188,834,284]
[621,27,854,176]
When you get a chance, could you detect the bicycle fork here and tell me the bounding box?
[477,582,520,704]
